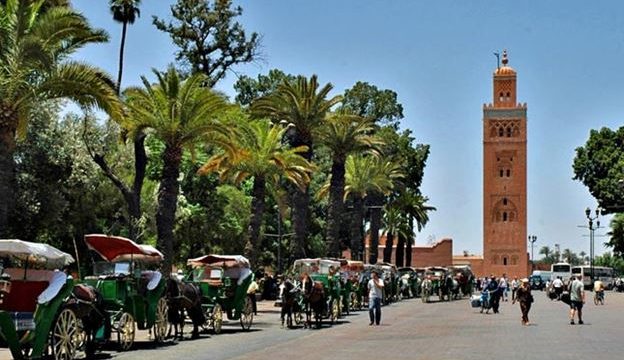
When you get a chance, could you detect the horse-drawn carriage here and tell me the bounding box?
[397,267,421,299]
[186,254,254,334]
[0,239,95,360]
[423,266,452,302]
[292,258,342,324]
[340,260,364,312]
[83,234,169,351]
[448,265,474,298]
[377,263,399,304]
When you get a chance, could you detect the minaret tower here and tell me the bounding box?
[483,50,529,278]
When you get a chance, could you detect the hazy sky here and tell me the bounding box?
[72,0,624,257]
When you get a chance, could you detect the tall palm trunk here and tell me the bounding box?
[156,145,182,274]
[326,158,346,258]
[369,194,382,264]
[0,112,16,236]
[116,20,128,94]
[290,136,312,259]
[405,216,414,266]
[383,232,394,263]
[350,196,364,261]
[396,233,405,267]
[246,175,266,267]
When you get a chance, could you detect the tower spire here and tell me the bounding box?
[502,49,508,66]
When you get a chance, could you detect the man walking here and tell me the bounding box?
[368,270,384,326]
[569,275,585,325]
[552,276,564,300]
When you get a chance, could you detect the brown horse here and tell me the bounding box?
[304,281,325,329]
[165,278,205,339]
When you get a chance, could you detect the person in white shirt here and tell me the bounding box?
[368,271,384,326]
[510,277,519,301]
[552,277,564,300]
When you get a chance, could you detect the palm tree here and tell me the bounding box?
[199,120,314,266]
[0,0,123,234]
[316,112,382,257]
[109,0,141,94]
[382,206,408,263]
[403,193,435,266]
[344,155,403,262]
[122,66,230,272]
[251,75,342,259]
[539,246,554,264]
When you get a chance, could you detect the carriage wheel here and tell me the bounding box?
[153,298,169,343]
[117,313,135,351]
[211,303,223,334]
[294,308,304,325]
[240,296,254,331]
[50,308,79,360]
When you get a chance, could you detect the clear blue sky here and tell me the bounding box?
[72,0,624,257]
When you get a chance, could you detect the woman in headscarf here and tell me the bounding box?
[513,278,533,325]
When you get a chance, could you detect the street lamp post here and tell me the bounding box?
[528,235,537,266]
[585,207,602,285]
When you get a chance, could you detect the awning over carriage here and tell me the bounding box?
[186,254,250,268]
[84,234,163,263]
[0,239,74,268]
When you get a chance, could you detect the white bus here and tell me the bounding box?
[550,262,572,283]
[571,265,615,290]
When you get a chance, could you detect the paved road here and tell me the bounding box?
[3,291,624,360]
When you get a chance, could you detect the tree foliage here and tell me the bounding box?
[573,126,624,213]
[153,0,260,88]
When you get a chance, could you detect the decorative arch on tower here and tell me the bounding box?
[493,197,518,223]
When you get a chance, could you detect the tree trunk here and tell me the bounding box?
[350,197,364,261]
[396,233,405,267]
[0,113,16,237]
[156,145,182,275]
[246,175,266,267]
[291,188,309,259]
[326,158,346,258]
[405,216,414,266]
[383,232,394,263]
[116,21,127,95]
[91,133,147,241]
[369,205,381,264]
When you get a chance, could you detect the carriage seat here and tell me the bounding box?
[141,270,162,291]
[0,268,67,312]
[201,279,223,286]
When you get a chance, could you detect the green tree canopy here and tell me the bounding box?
[153,0,260,88]
[573,126,624,213]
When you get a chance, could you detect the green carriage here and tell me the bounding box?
[292,258,342,323]
[425,266,448,302]
[340,260,364,312]
[186,255,254,334]
[0,240,80,360]
[83,234,169,351]
[397,267,420,299]
[377,263,398,304]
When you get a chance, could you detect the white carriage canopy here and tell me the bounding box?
[187,255,252,285]
[0,239,75,269]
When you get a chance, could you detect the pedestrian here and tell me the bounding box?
[511,276,519,301]
[486,275,501,313]
[513,278,533,325]
[368,270,384,326]
[569,275,585,325]
[552,276,564,300]
[248,277,259,315]
[499,274,508,302]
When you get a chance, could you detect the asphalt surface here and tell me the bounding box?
[2,291,624,360]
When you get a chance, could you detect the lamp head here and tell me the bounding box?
[585,207,591,218]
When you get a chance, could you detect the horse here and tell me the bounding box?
[421,278,432,303]
[439,275,454,301]
[279,280,301,328]
[165,277,205,340]
[303,280,325,329]
[68,283,108,357]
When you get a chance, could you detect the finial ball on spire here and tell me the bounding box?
[502,49,509,65]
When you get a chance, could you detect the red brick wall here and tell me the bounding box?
[354,236,453,267]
